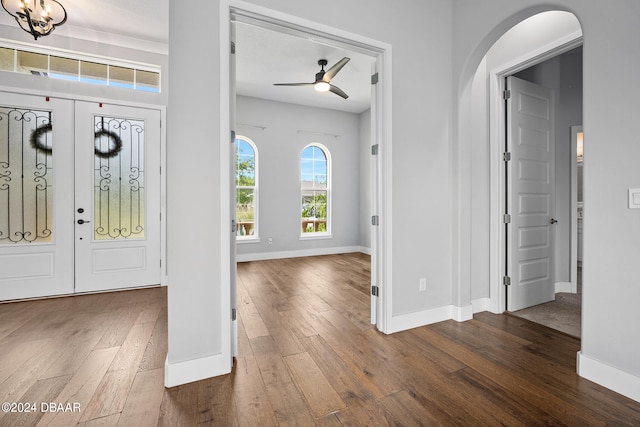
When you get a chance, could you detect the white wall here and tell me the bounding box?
[454,0,640,401]
[235,96,362,259]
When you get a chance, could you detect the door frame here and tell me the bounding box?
[488,36,583,313]
[0,84,168,290]
[219,0,393,332]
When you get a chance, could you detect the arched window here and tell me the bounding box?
[300,144,330,236]
[236,136,258,239]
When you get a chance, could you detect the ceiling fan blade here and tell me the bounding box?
[273,82,315,86]
[329,84,349,99]
[322,57,350,82]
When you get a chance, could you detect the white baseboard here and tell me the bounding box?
[359,246,372,255]
[471,297,491,313]
[452,304,473,322]
[577,351,640,403]
[388,303,474,333]
[165,353,231,388]
[389,306,452,333]
[555,281,572,293]
[237,246,366,262]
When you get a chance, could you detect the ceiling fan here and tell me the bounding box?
[274,57,350,99]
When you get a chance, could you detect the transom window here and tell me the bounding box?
[300,144,330,236]
[235,136,258,239]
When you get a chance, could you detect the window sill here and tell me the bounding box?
[237,237,261,244]
[299,233,333,241]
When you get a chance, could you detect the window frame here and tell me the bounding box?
[235,135,259,242]
[299,143,332,240]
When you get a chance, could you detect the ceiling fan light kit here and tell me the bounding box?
[1,0,67,40]
[274,57,351,99]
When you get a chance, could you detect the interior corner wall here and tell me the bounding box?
[470,57,491,301]
[166,0,225,378]
[235,96,361,259]
[454,0,640,401]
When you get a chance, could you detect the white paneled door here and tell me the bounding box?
[0,94,161,300]
[506,76,556,311]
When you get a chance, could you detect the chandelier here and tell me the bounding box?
[1,0,67,40]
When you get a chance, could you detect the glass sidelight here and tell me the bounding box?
[0,106,54,244]
[93,115,146,240]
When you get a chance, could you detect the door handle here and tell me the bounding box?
[550,218,558,224]
[77,219,91,225]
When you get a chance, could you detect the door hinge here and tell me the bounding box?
[231,130,236,144]
[232,308,237,321]
[371,144,379,155]
[160,259,162,268]
[371,215,379,226]
[231,41,236,55]
[503,89,511,100]
[503,214,511,224]
[371,286,379,296]
[503,152,511,162]
[503,276,511,286]
[371,72,379,85]
[231,219,236,233]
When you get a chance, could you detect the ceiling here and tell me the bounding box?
[235,22,374,114]
[0,2,373,113]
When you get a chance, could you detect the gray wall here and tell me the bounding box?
[235,96,365,259]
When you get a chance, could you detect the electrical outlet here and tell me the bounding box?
[419,278,427,292]
[268,237,273,245]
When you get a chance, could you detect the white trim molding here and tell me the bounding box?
[237,246,364,262]
[555,281,572,293]
[387,303,474,334]
[577,351,640,403]
[471,297,491,313]
[165,353,231,388]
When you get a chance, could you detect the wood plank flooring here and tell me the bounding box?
[1,253,639,426]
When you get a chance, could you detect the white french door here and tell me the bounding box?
[0,93,75,300]
[74,101,161,293]
[0,93,161,300]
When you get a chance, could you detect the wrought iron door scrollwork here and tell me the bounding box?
[94,116,145,240]
[0,107,53,244]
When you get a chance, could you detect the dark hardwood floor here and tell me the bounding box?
[1,253,639,426]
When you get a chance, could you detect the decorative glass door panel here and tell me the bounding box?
[74,102,160,293]
[0,93,74,300]
[0,107,53,244]
[93,115,146,241]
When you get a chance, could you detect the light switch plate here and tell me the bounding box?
[628,188,640,209]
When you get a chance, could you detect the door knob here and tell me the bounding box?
[77,219,90,225]
[550,218,558,224]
